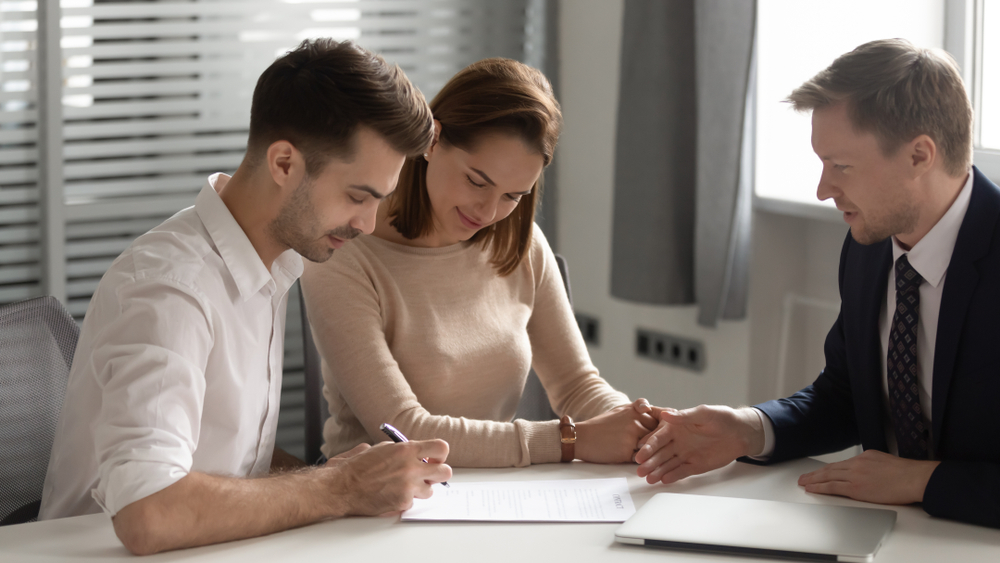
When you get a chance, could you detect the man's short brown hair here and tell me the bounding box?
[247,38,433,173]
[787,38,972,177]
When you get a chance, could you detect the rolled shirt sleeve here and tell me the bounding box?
[39,175,294,521]
[90,278,214,516]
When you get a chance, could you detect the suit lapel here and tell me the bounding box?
[932,167,999,449]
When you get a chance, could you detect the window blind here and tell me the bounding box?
[2,0,544,461]
[0,1,41,305]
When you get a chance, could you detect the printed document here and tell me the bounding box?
[402,478,635,522]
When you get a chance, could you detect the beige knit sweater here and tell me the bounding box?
[300,225,630,467]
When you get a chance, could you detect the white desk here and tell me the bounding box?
[2,458,997,562]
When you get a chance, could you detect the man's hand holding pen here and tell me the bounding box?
[322,437,452,516]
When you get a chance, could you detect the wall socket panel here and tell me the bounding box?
[575,313,600,346]
[635,328,705,372]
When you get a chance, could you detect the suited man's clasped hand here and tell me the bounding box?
[632,405,941,506]
[633,405,764,483]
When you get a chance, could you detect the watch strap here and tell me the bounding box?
[559,415,576,463]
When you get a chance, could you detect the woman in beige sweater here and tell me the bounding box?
[301,58,660,467]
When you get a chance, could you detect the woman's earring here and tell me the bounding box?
[423,153,429,159]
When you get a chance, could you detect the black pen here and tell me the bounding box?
[379,423,450,488]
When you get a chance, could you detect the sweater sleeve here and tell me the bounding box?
[301,243,559,468]
[522,227,632,459]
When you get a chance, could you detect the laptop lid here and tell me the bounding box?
[615,493,896,563]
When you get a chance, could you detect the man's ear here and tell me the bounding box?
[266,140,305,191]
[908,134,937,178]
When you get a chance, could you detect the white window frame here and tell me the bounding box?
[954,0,1000,180]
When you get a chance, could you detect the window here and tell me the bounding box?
[975,0,1000,179]
[982,1,1000,148]
[755,0,945,211]
[0,1,41,305]
[753,0,1000,214]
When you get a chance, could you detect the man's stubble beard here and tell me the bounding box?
[851,190,920,246]
[267,177,362,263]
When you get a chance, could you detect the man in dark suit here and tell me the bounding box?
[634,38,1000,528]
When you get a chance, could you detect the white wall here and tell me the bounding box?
[557,0,749,410]
[747,212,846,404]
[556,0,848,410]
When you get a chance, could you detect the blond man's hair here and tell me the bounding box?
[788,38,972,177]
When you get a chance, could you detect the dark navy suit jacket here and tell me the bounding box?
[755,166,1000,528]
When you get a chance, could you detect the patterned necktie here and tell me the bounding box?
[887,254,930,459]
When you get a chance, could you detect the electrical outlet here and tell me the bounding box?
[635,328,704,372]
[575,313,599,346]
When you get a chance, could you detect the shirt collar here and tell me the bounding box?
[892,170,974,288]
[195,173,303,302]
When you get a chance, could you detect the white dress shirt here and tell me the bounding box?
[39,173,303,519]
[755,171,973,458]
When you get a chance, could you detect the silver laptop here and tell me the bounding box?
[615,493,896,562]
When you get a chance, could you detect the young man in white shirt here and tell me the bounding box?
[634,39,1000,529]
[39,38,452,554]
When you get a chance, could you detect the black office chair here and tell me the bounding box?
[298,253,574,460]
[299,282,330,465]
[0,296,79,525]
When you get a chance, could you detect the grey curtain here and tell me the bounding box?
[611,0,756,327]
[534,0,561,251]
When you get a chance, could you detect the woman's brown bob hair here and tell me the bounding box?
[386,58,562,276]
